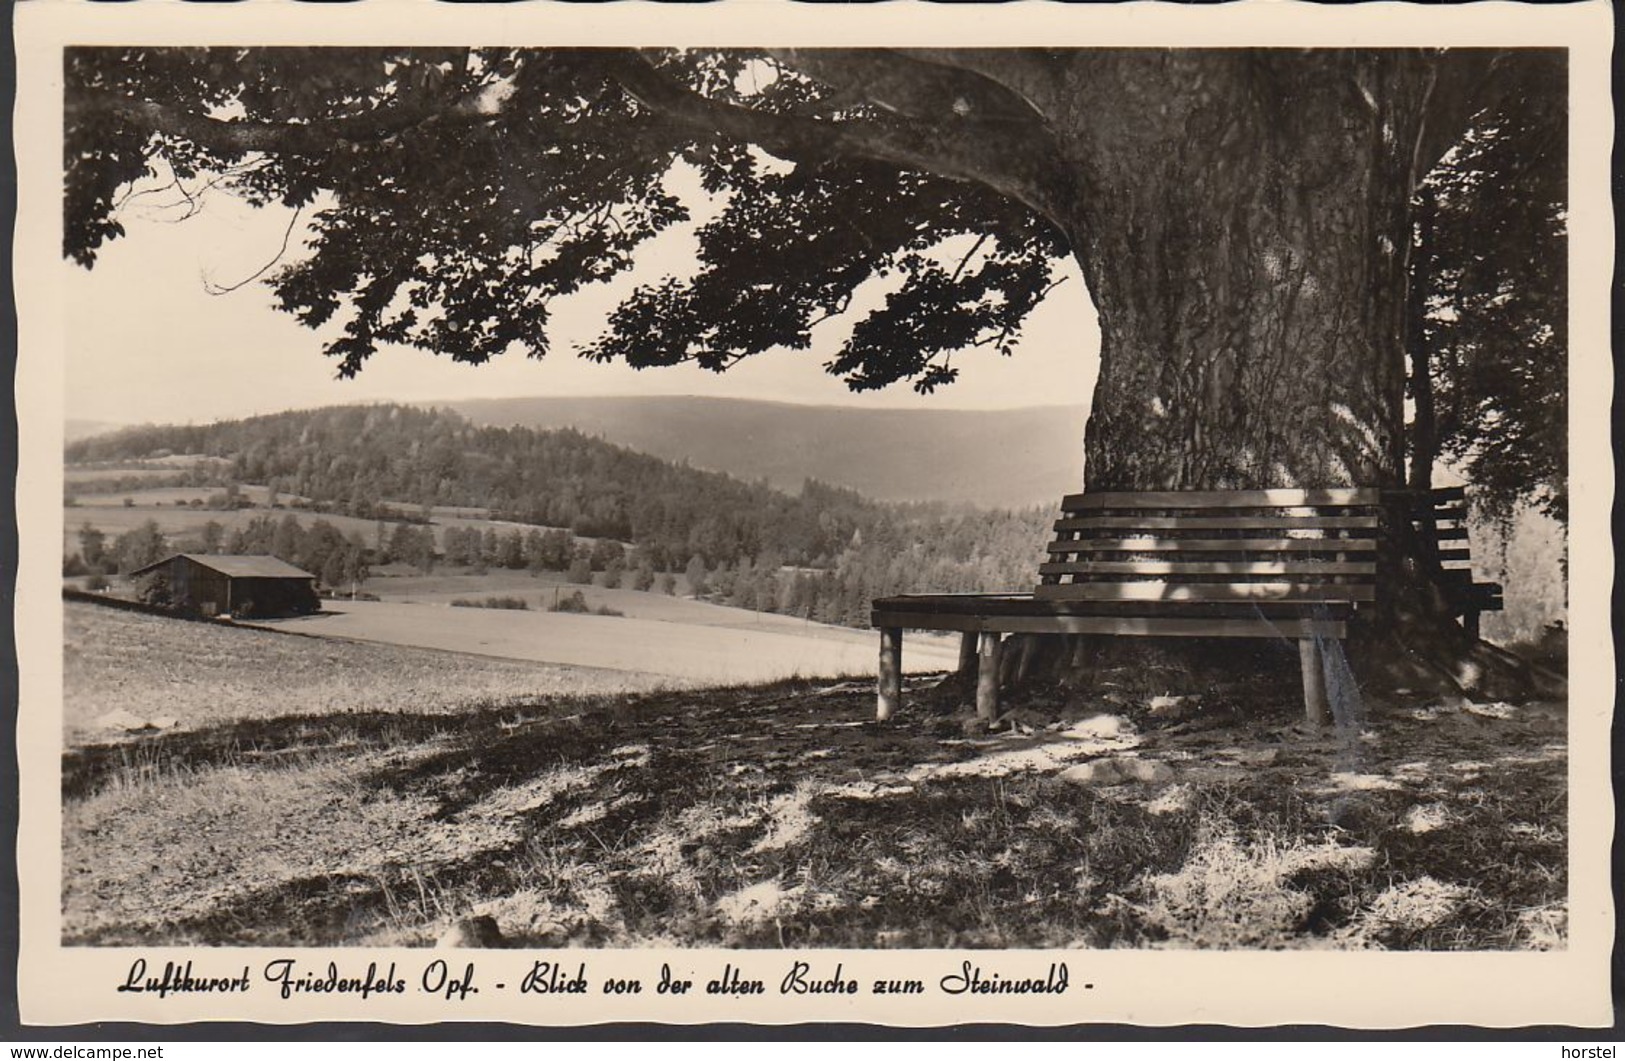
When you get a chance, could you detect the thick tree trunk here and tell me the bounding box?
[1048,52,1426,493]
[1004,53,1533,705]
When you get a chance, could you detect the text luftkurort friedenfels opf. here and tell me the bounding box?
[116,957,1082,1003]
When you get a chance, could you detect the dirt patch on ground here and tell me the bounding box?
[62,645,1567,950]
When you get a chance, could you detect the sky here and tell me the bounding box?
[64,178,1103,428]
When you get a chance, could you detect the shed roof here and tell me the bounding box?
[130,554,317,580]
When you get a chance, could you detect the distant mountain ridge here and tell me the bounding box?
[439,395,1087,508]
[67,419,123,443]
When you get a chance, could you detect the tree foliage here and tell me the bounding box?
[65,47,1565,514]
[66,48,1065,394]
[1410,57,1567,521]
[112,519,169,575]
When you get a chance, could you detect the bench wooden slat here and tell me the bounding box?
[1046,537,1379,553]
[1033,581,1376,603]
[1038,560,1377,577]
[1429,486,1468,502]
[1418,506,1467,522]
[1055,515,1380,532]
[1433,526,1469,540]
[1442,591,1504,611]
[1061,488,1382,509]
[871,608,1347,639]
[873,594,1356,619]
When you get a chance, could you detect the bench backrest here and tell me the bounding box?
[1413,485,1503,614]
[1036,488,1382,610]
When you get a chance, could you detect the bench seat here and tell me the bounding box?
[872,594,1351,639]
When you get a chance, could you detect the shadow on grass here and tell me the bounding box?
[63,678,1568,951]
[66,676,1151,947]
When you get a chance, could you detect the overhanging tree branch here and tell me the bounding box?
[66,87,496,159]
[762,48,1049,126]
[604,50,1073,231]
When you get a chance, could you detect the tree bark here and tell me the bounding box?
[1037,52,1430,494]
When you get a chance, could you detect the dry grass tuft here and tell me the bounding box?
[1112,824,1376,949]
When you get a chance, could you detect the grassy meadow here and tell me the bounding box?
[62,601,1566,950]
[239,597,955,684]
[63,601,672,740]
[63,491,390,558]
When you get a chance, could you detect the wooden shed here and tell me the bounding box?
[129,554,320,618]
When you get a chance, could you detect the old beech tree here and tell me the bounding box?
[65,48,1562,697]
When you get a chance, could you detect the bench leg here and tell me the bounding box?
[1012,635,1036,684]
[957,631,979,676]
[877,626,903,722]
[1463,609,1481,641]
[975,632,1003,722]
[1299,638,1330,729]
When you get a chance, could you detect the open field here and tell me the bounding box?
[70,487,220,507]
[62,610,1568,948]
[65,467,204,485]
[369,569,881,641]
[62,501,389,556]
[63,491,591,558]
[65,454,232,479]
[63,601,672,741]
[242,598,958,683]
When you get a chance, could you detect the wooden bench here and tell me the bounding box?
[1413,486,1503,639]
[872,488,1385,727]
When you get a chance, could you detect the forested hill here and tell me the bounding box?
[441,396,1087,508]
[67,405,1055,620]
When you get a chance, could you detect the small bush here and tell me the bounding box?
[451,596,530,610]
[544,590,620,617]
[549,590,590,614]
[83,572,111,592]
[136,571,173,609]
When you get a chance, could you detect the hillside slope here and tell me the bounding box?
[443,395,1087,508]
[64,404,1057,627]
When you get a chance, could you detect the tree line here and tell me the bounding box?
[71,512,371,592]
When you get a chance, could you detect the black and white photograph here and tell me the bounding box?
[13,0,1614,1030]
